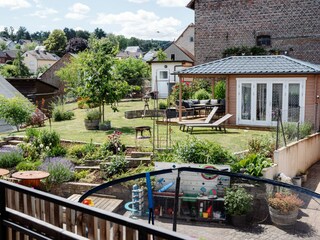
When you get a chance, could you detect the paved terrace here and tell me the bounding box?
[131,161,320,240]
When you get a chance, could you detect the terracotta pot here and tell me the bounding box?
[269,206,299,226]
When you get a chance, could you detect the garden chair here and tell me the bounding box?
[185,113,233,134]
[178,107,219,131]
[175,105,194,119]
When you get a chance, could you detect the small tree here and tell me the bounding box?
[56,37,129,121]
[0,95,35,131]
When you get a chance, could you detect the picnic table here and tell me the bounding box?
[68,194,123,213]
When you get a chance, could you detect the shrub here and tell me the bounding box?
[232,153,273,176]
[74,170,90,181]
[39,157,75,184]
[51,98,74,121]
[268,192,304,214]
[29,108,46,127]
[224,187,253,216]
[194,89,211,100]
[0,151,24,168]
[154,150,176,162]
[85,109,101,120]
[25,128,40,142]
[248,137,275,158]
[46,145,67,157]
[103,155,128,179]
[67,144,87,159]
[159,100,168,109]
[39,129,61,148]
[101,131,125,154]
[16,160,42,171]
[214,81,226,99]
[174,137,234,164]
[283,122,312,141]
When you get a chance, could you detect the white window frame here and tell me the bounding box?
[158,70,169,81]
[236,78,306,126]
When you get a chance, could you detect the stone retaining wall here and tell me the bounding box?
[125,110,165,119]
[50,182,131,202]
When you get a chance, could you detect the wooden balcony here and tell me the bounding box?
[0,180,193,240]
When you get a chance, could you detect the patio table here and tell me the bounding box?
[12,171,49,188]
[0,168,9,177]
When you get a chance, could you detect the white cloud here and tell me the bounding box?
[65,3,90,20]
[156,0,189,7]
[30,7,58,18]
[69,3,90,14]
[128,0,149,3]
[91,9,181,40]
[0,0,31,10]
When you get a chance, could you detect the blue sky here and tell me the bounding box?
[0,0,194,41]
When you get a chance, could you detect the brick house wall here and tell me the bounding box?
[193,0,320,64]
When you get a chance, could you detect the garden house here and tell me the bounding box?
[175,55,320,130]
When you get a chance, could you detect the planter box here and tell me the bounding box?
[262,163,278,180]
[84,119,100,130]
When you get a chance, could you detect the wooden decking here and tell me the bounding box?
[67,194,123,213]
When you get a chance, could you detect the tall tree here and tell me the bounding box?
[65,37,89,53]
[43,29,67,56]
[93,28,106,39]
[63,27,76,40]
[76,30,90,40]
[0,27,9,38]
[16,26,30,41]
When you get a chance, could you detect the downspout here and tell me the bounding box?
[315,74,319,131]
[179,76,183,121]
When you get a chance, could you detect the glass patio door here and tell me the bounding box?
[256,83,267,123]
[271,83,283,122]
[240,83,252,122]
[237,78,305,126]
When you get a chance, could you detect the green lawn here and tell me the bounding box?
[9,100,272,153]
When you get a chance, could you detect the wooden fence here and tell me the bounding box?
[0,180,193,240]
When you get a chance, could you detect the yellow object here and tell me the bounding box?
[82,198,94,206]
[202,212,208,218]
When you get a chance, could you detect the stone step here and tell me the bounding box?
[7,140,23,145]
[125,157,151,168]
[75,166,100,172]
[130,151,153,158]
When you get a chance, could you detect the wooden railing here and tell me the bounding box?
[0,180,193,240]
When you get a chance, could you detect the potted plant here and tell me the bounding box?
[99,120,111,131]
[84,109,101,130]
[224,186,253,227]
[268,191,304,226]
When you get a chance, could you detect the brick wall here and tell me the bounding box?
[194,0,320,64]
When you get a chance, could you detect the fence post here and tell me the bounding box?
[0,182,7,239]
